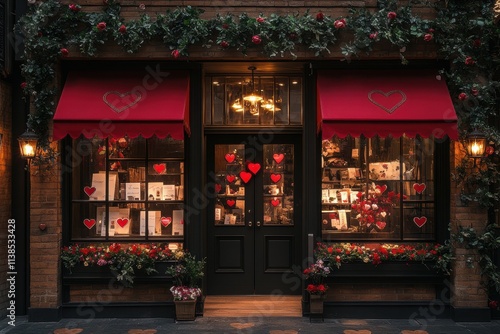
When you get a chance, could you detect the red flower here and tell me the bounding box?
[485,146,495,156]
[369,32,378,40]
[222,23,229,30]
[334,19,346,29]
[473,39,481,48]
[387,11,397,20]
[327,247,333,254]
[118,24,127,34]
[316,12,324,21]
[488,300,498,309]
[317,284,326,292]
[220,41,229,48]
[424,33,433,42]
[171,49,180,58]
[303,268,311,275]
[471,88,479,96]
[252,35,262,45]
[465,56,475,65]
[68,4,80,12]
[97,22,107,31]
[306,284,317,293]
[458,92,468,101]
[428,28,435,33]
[256,17,265,23]
[20,82,27,89]
[60,48,69,56]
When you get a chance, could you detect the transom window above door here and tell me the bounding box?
[204,74,303,126]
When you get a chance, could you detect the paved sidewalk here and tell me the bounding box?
[1,316,500,334]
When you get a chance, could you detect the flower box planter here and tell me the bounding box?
[174,299,197,321]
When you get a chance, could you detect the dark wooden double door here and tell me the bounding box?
[207,134,302,295]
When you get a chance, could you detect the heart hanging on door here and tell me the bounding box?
[83,218,96,229]
[161,216,172,227]
[273,153,284,164]
[239,171,252,184]
[225,153,236,163]
[153,163,166,174]
[270,173,282,183]
[413,216,427,228]
[413,183,426,194]
[84,186,96,197]
[247,162,261,175]
[117,218,129,228]
[226,174,236,183]
[271,198,281,207]
[226,199,236,207]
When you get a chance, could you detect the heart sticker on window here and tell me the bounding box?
[271,198,281,207]
[226,199,236,207]
[376,221,386,230]
[161,216,172,227]
[239,171,252,183]
[273,153,284,164]
[84,186,96,197]
[153,163,166,174]
[375,184,387,193]
[247,162,261,175]
[270,173,282,183]
[225,153,236,163]
[226,174,236,183]
[413,216,427,228]
[413,183,426,194]
[83,219,96,229]
[117,218,129,228]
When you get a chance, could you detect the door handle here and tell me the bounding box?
[248,221,252,227]
[256,221,261,227]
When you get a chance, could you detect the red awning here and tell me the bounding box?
[317,70,458,139]
[53,69,189,140]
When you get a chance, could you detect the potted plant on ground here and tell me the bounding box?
[303,259,330,315]
[166,251,206,321]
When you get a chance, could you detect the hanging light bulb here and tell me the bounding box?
[231,98,244,112]
[243,66,263,103]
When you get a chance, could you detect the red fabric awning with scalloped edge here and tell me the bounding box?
[317,70,458,139]
[53,69,189,140]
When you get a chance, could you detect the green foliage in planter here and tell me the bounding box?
[166,252,206,288]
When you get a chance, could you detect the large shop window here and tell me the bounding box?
[70,136,184,247]
[317,69,458,241]
[321,135,437,241]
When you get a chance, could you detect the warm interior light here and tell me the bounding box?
[231,98,244,112]
[465,129,487,159]
[18,129,39,160]
[242,66,262,104]
[470,141,483,156]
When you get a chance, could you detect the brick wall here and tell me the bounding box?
[449,141,489,310]
[29,141,62,309]
[0,80,12,318]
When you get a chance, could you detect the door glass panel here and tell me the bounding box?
[263,144,294,225]
[214,144,246,225]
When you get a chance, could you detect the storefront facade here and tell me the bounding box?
[7,0,499,323]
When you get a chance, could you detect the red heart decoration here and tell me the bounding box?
[215,184,222,193]
[153,163,166,174]
[84,186,96,197]
[226,199,236,207]
[368,90,407,114]
[376,184,387,193]
[161,216,172,227]
[226,174,236,183]
[271,198,281,207]
[225,153,236,163]
[413,216,427,228]
[273,153,284,164]
[376,221,387,230]
[116,218,129,228]
[247,162,261,175]
[83,219,96,229]
[413,183,426,194]
[270,173,282,183]
[239,171,252,184]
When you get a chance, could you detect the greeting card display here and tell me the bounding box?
[140,210,162,236]
[172,210,184,236]
[90,172,117,200]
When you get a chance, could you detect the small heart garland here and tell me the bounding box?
[239,171,252,184]
[226,174,236,183]
[84,186,96,197]
[83,218,96,229]
[413,216,427,228]
[225,153,236,163]
[270,173,282,183]
[273,153,284,164]
[247,162,261,175]
[413,183,426,194]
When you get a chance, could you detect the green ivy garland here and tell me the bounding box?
[16,1,499,202]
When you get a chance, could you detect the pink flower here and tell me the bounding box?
[465,56,475,65]
[458,93,468,101]
[252,35,262,44]
[369,32,378,40]
[256,17,265,23]
[424,33,433,41]
[171,49,180,58]
[68,4,80,12]
[316,12,324,21]
[428,28,435,33]
[97,22,107,31]
[138,3,146,10]
[60,48,69,56]
[387,11,397,20]
[20,82,27,89]
[118,24,127,34]
[220,41,229,48]
[334,19,346,29]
